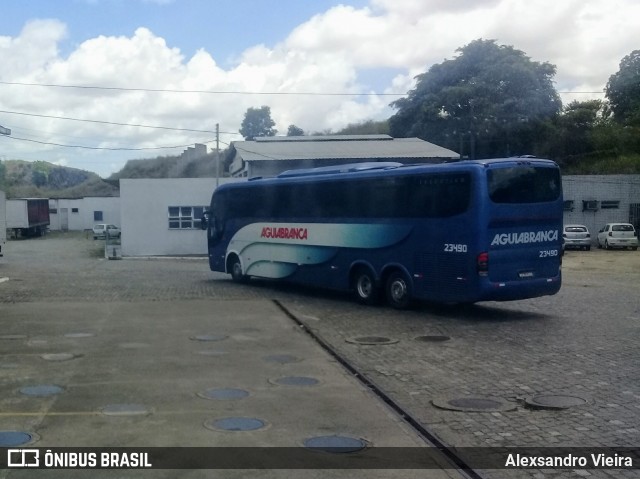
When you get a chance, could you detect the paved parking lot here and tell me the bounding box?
[1,232,639,478]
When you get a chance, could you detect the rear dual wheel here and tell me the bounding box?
[385,270,412,310]
[353,268,379,305]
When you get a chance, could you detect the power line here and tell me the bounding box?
[3,134,215,151]
[0,109,242,134]
[0,80,405,97]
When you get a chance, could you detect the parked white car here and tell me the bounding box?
[597,223,638,250]
[92,224,121,240]
[563,224,591,251]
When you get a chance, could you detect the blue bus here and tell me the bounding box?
[202,158,563,308]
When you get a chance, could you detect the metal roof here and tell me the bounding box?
[231,136,459,162]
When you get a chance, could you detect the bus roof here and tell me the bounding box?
[217,157,558,191]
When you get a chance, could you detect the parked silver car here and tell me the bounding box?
[597,223,638,250]
[563,224,591,251]
[92,224,121,240]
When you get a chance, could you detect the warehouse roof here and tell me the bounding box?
[230,135,459,162]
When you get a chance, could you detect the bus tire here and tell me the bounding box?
[352,267,379,305]
[228,256,248,283]
[385,270,412,309]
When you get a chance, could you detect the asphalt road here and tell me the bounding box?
[1,232,639,478]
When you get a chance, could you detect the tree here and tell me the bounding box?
[239,106,277,140]
[606,50,640,126]
[389,39,561,158]
[287,124,305,136]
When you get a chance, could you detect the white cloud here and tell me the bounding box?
[1,1,639,177]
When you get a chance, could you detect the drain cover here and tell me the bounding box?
[274,376,319,387]
[432,396,516,412]
[0,431,34,447]
[100,404,151,416]
[190,334,228,342]
[64,332,94,338]
[205,417,266,432]
[0,334,27,340]
[525,394,589,410]
[198,388,250,400]
[414,335,451,342]
[20,385,64,397]
[264,354,300,364]
[195,350,227,356]
[303,435,367,453]
[346,336,398,345]
[41,353,79,362]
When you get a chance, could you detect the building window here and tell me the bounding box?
[563,200,574,211]
[94,211,104,222]
[50,208,58,214]
[168,206,206,230]
[600,200,620,209]
[72,208,79,213]
[582,200,599,211]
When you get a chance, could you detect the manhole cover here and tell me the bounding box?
[119,343,150,349]
[41,353,79,362]
[264,354,300,364]
[0,431,34,447]
[346,336,398,345]
[198,388,250,400]
[205,417,266,432]
[0,335,27,340]
[432,396,516,412]
[190,334,228,342]
[303,435,367,453]
[19,385,64,397]
[64,332,94,338]
[414,335,451,342]
[195,350,227,356]
[100,404,151,416]
[525,394,589,410]
[274,376,319,387]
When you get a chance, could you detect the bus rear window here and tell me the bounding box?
[488,166,560,204]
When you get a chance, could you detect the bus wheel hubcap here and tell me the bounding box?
[390,280,407,301]
[357,277,373,298]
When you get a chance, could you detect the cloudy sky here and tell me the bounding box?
[0,0,638,178]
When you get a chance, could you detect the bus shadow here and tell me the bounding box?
[231,278,550,323]
[415,302,551,323]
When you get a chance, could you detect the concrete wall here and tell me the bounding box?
[49,197,121,231]
[562,175,640,239]
[120,178,240,256]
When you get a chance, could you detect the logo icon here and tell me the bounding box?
[7,449,39,468]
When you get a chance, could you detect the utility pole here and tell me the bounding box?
[215,123,220,189]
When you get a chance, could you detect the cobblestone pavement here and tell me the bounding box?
[1,232,639,478]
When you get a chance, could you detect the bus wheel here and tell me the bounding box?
[229,256,247,283]
[385,271,412,309]
[353,268,378,305]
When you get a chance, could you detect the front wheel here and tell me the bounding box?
[385,271,412,309]
[229,256,248,283]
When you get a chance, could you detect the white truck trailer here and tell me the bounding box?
[0,190,6,257]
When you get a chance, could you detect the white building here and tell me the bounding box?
[49,197,121,231]
[562,175,640,239]
[228,135,460,178]
[119,178,239,257]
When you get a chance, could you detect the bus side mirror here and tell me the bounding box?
[200,211,210,230]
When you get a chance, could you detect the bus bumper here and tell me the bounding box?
[478,272,562,302]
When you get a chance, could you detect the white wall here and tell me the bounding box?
[49,197,121,231]
[562,175,640,238]
[120,178,240,256]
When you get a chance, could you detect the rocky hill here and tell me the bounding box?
[0,160,119,198]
